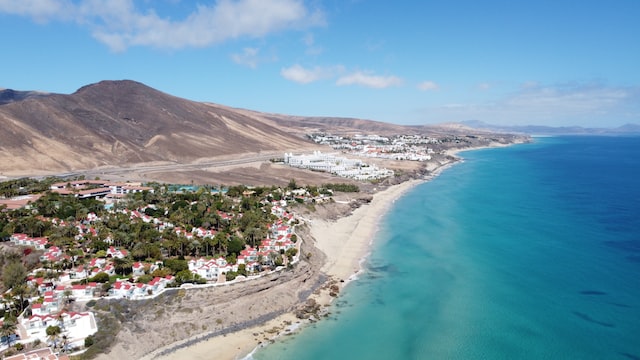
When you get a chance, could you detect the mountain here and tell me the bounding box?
[0,89,49,105]
[0,80,527,180]
[459,120,640,135]
[0,80,321,175]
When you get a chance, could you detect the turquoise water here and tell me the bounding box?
[252,136,640,360]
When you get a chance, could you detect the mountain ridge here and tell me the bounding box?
[0,80,526,180]
[458,120,640,135]
[0,80,323,176]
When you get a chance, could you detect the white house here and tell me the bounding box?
[10,233,49,250]
[21,310,98,347]
[106,246,128,259]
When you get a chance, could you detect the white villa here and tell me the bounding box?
[10,233,48,250]
[188,257,236,281]
[21,310,98,349]
[109,276,174,299]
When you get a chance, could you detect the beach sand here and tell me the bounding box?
[310,179,424,281]
[129,146,501,360]
[138,146,488,360]
[145,178,425,360]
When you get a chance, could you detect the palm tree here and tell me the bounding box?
[113,231,131,249]
[46,325,61,349]
[196,201,207,217]
[0,319,17,347]
[161,229,180,257]
[190,239,201,257]
[62,289,73,310]
[214,232,228,255]
[177,236,190,257]
[113,256,133,276]
[75,206,89,222]
[11,283,28,314]
[203,236,216,257]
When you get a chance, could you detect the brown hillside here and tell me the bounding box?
[0,80,317,175]
[0,80,527,183]
[232,109,499,138]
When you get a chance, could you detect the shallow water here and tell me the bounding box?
[252,136,640,360]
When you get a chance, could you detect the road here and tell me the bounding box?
[25,152,284,181]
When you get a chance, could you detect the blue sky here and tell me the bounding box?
[1,0,639,127]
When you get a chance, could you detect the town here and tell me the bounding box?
[0,176,349,358]
[279,134,448,181]
[308,133,440,161]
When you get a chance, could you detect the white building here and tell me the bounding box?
[21,310,98,348]
[284,151,393,180]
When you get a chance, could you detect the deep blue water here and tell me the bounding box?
[252,136,640,360]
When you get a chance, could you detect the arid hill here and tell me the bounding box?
[0,80,321,176]
[0,80,525,183]
[0,89,49,105]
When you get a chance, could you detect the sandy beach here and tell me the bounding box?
[132,145,494,360]
[141,177,425,360]
[97,144,524,360]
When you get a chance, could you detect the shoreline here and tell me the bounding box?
[144,160,462,360]
[136,144,510,360]
[144,178,425,360]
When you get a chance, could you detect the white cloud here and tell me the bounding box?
[281,66,403,89]
[0,0,325,51]
[503,82,635,115]
[231,47,260,68]
[336,71,402,89]
[281,65,403,89]
[0,0,75,22]
[280,64,341,84]
[417,81,439,91]
[302,32,323,55]
[477,82,491,90]
[418,82,640,126]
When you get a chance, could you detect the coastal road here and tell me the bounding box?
[36,152,284,181]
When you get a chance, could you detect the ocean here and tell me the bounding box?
[252,136,640,360]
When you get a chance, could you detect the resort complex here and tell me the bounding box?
[0,177,317,358]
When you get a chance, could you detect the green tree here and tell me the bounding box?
[175,269,201,284]
[225,185,246,198]
[213,232,228,255]
[11,284,30,313]
[274,255,284,267]
[224,271,237,281]
[90,272,110,283]
[285,247,298,260]
[237,263,247,276]
[227,236,244,256]
[0,318,17,347]
[61,289,73,308]
[46,325,62,348]
[161,229,181,257]
[136,274,154,284]
[84,334,94,348]
[2,261,27,291]
[164,259,188,273]
[113,256,133,276]
[203,235,218,257]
